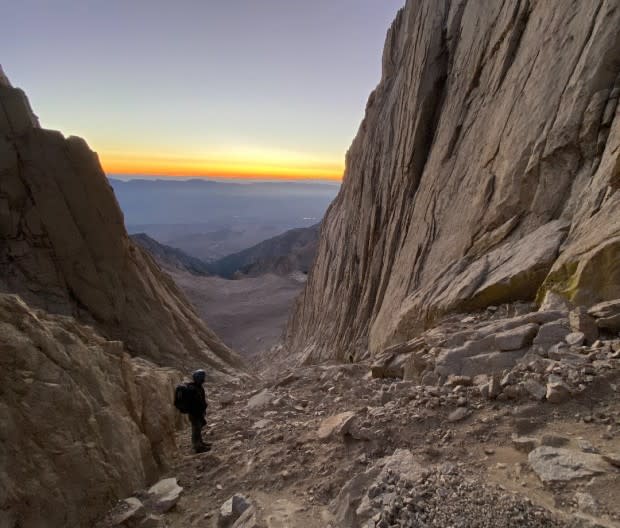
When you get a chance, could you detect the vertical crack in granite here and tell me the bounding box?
[286,0,620,362]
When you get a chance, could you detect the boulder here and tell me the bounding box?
[533,320,571,348]
[138,515,166,528]
[220,393,235,406]
[602,452,620,468]
[522,379,546,401]
[246,389,275,410]
[251,419,272,430]
[107,497,145,526]
[231,506,260,528]
[569,307,598,344]
[546,380,571,404]
[565,332,585,346]
[218,494,251,528]
[444,375,473,387]
[574,492,598,515]
[511,435,538,453]
[540,434,570,447]
[274,373,300,388]
[459,350,528,377]
[317,412,356,441]
[0,294,182,528]
[528,447,612,482]
[495,324,539,351]
[538,291,571,313]
[588,299,620,332]
[371,350,411,379]
[447,407,470,422]
[147,478,183,513]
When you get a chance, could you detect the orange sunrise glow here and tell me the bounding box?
[100,153,344,180]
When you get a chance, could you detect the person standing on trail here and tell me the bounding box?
[174,369,210,453]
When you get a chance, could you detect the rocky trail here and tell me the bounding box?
[99,302,620,528]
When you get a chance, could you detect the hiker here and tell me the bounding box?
[174,369,210,453]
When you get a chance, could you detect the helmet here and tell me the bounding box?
[192,369,206,384]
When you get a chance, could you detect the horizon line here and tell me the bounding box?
[106,172,343,183]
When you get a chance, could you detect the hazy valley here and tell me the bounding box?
[111,178,337,261]
[2,1,620,528]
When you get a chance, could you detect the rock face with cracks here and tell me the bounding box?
[0,71,243,376]
[286,0,620,362]
[0,293,182,528]
[0,70,246,527]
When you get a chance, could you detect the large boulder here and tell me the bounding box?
[532,320,571,349]
[495,324,539,351]
[588,299,620,332]
[569,307,599,344]
[0,294,181,527]
[528,447,613,482]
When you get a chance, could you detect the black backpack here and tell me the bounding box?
[174,383,192,413]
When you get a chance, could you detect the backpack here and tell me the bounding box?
[174,383,192,413]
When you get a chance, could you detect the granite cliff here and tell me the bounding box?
[0,294,181,527]
[287,0,620,363]
[0,70,243,376]
[0,69,245,526]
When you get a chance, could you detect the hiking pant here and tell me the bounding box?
[189,414,206,450]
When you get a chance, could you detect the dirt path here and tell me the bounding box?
[154,362,620,528]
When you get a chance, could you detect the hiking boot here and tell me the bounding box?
[194,443,211,454]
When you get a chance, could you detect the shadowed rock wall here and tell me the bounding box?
[0,70,244,377]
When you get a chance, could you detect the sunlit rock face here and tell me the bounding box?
[287,0,620,362]
[0,293,181,527]
[0,72,244,377]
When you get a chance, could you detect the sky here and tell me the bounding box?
[2,1,404,180]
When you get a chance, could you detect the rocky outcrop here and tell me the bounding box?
[207,224,320,279]
[287,0,620,362]
[0,72,243,376]
[0,293,181,527]
[131,233,211,276]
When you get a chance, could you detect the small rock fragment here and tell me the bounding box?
[545,380,571,404]
[565,332,585,347]
[147,478,183,513]
[522,379,546,401]
[447,407,470,422]
[218,494,251,528]
[511,435,538,453]
[317,411,356,440]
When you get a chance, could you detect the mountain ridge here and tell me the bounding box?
[206,223,320,278]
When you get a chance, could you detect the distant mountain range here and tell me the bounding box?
[108,177,339,227]
[132,225,321,280]
[109,177,338,262]
[207,223,320,278]
[131,233,211,275]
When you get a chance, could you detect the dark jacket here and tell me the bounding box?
[186,382,207,417]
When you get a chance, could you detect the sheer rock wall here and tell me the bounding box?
[287,0,620,362]
[0,72,244,377]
